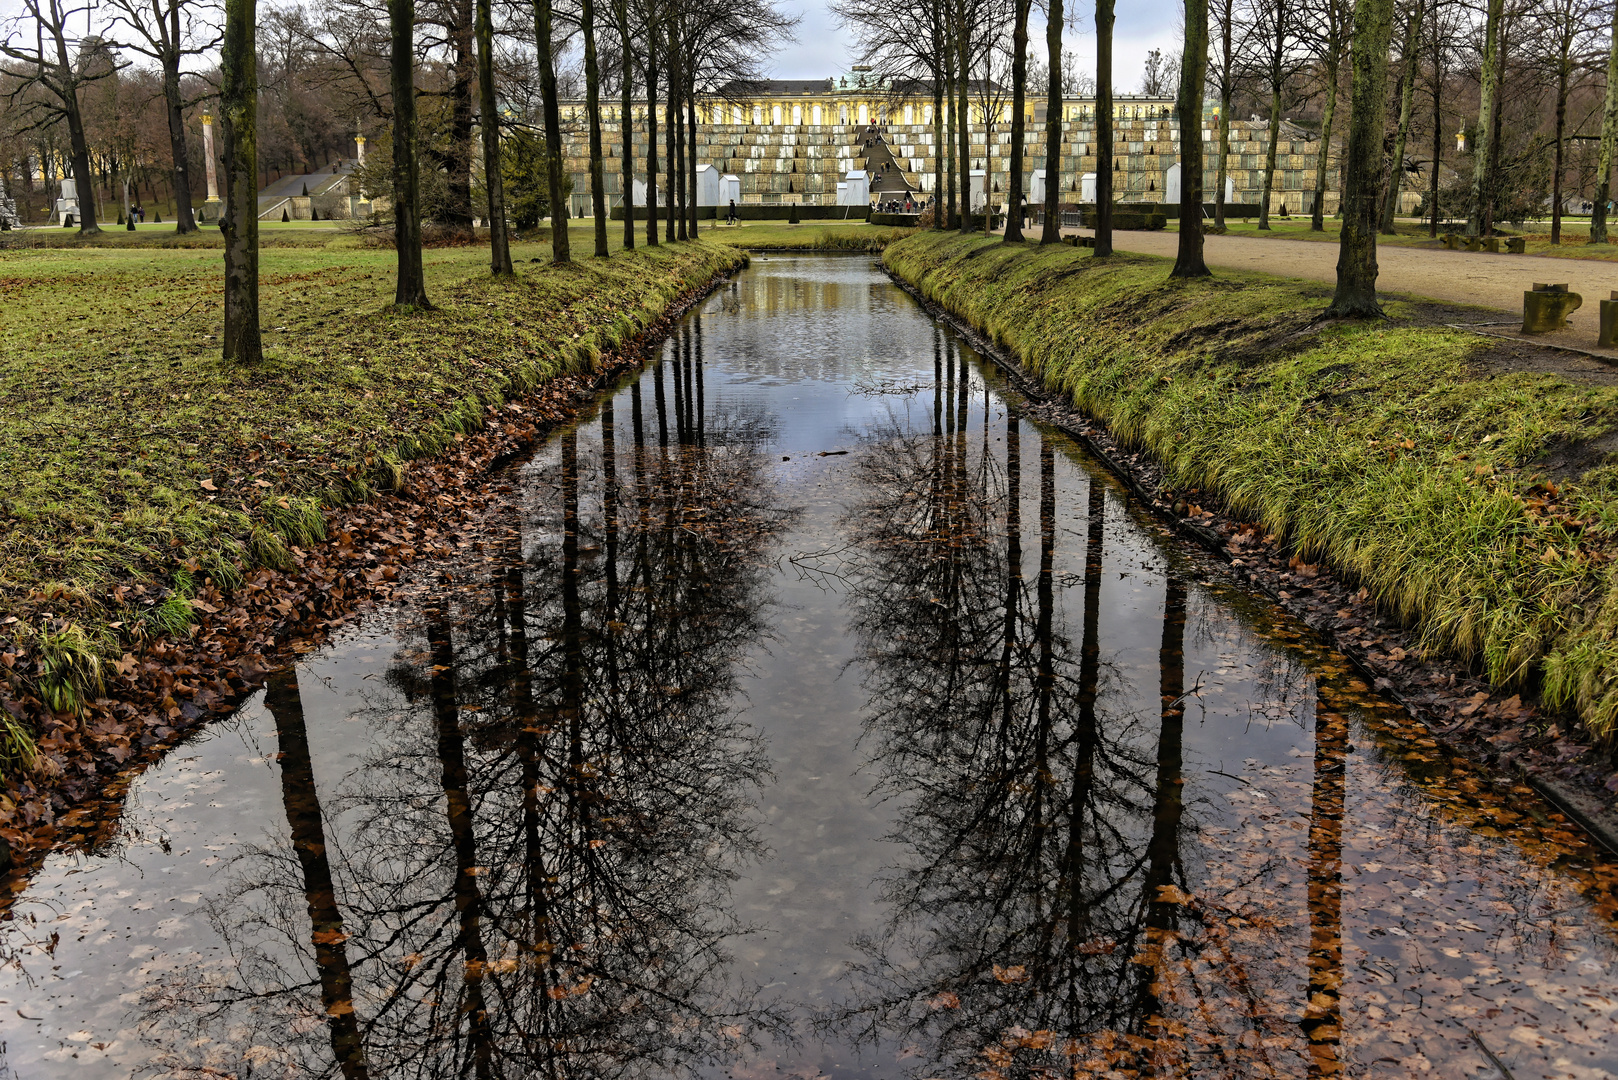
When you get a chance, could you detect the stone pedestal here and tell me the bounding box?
[1523,283,1582,334]
[1598,292,1618,348]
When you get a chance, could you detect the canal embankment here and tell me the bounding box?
[0,237,746,859]
[885,229,1618,825]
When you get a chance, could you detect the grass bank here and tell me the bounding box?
[886,231,1618,741]
[0,236,744,704]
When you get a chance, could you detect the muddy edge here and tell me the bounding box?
[0,260,749,877]
[885,266,1618,858]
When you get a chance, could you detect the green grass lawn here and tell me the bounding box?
[0,234,743,665]
[8,217,912,253]
[888,230,1618,741]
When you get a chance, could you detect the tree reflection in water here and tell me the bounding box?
[135,360,792,1079]
[834,358,1333,1078]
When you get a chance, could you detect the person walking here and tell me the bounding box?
[726,199,737,225]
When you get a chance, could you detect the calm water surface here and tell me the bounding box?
[2,256,1616,1079]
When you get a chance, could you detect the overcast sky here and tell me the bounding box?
[771,0,1187,94]
[0,0,1189,96]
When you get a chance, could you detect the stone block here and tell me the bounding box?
[1523,284,1582,333]
[1506,237,1526,254]
[1483,237,1501,253]
[1465,236,1486,252]
[1600,293,1618,348]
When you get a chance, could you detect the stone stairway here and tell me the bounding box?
[856,127,918,197]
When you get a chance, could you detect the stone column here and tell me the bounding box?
[201,113,222,221]
[353,134,367,211]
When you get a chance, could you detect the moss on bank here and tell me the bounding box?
[885,230,1618,740]
[0,237,743,656]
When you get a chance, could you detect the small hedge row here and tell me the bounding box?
[610,205,871,222]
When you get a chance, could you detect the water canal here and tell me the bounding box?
[1,255,1615,1079]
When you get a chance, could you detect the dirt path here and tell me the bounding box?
[1079,228,1618,352]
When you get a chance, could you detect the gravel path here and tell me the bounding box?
[1081,228,1618,350]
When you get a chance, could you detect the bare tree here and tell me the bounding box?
[1243,0,1306,229]
[1141,46,1177,94]
[1040,0,1065,242]
[390,0,431,306]
[1467,0,1505,235]
[1208,0,1245,227]
[1003,0,1032,240]
[0,0,120,235]
[220,0,261,357]
[1094,0,1115,254]
[613,0,635,249]
[1380,0,1424,233]
[534,0,570,261]
[1593,0,1618,242]
[105,0,219,234]
[1535,0,1601,244]
[1326,0,1396,316]
[475,0,512,272]
[1171,0,1210,277]
[1302,0,1350,230]
[582,0,607,254]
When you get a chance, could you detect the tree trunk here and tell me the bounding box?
[933,54,946,230]
[646,57,660,246]
[161,33,197,234]
[60,97,99,233]
[616,0,635,249]
[687,81,699,239]
[1594,0,1618,244]
[535,0,571,262]
[1259,83,1281,229]
[1310,73,1337,230]
[1483,30,1506,235]
[1095,0,1115,255]
[220,0,262,360]
[583,0,609,256]
[1171,0,1210,278]
[982,99,993,237]
[475,0,513,274]
[1213,0,1232,230]
[1553,62,1568,245]
[1467,0,1504,237]
[1325,0,1396,318]
[390,0,431,307]
[1380,1,1422,234]
[665,53,678,242]
[957,27,972,235]
[1004,0,1031,242]
[445,0,476,235]
[673,61,687,241]
[945,59,957,229]
[1040,0,1064,243]
[1429,36,1442,237]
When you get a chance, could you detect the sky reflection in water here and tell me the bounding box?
[0,256,1615,1080]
